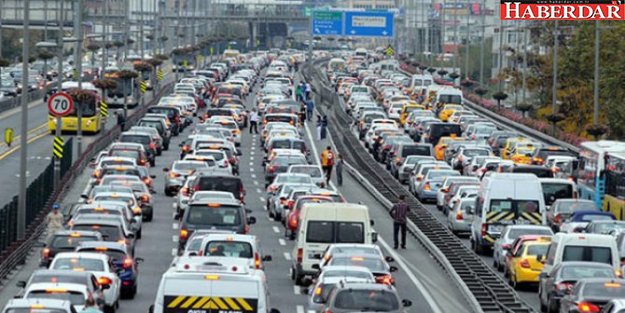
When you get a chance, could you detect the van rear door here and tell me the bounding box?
[163,277,259,313]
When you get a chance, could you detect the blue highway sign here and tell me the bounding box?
[344,11,394,37]
[311,11,343,35]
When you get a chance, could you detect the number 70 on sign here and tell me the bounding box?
[47,92,75,117]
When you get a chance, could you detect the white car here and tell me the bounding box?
[2,298,75,313]
[287,165,324,186]
[24,282,90,311]
[49,252,121,311]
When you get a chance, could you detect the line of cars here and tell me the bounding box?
[329,49,625,313]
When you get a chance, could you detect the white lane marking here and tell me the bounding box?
[377,235,444,313]
[172,223,179,230]
[279,238,286,246]
[296,305,305,313]
[253,181,259,185]
[293,286,300,295]
[171,248,178,256]
[256,188,262,194]
[251,174,256,178]
[250,168,255,172]
[250,156,254,160]
[251,151,255,155]
[249,162,254,166]
[172,235,178,243]
[284,252,292,261]
[260,197,266,202]
[272,226,280,233]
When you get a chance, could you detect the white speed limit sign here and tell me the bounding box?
[47,92,75,117]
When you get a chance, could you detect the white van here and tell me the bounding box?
[539,178,578,209]
[436,86,464,105]
[290,203,376,285]
[541,233,620,275]
[409,74,433,96]
[469,173,546,254]
[151,257,280,313]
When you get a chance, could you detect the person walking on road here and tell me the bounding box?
[390,195,409,249]
[249,109,260,134]
[305,82,312,100]
[316,115,322,140]
[320,146,335,185]
[115,110,126,131]
[80,298,103,313]
[336,154,344,186]
[305,99,314,121]
[296,82,304,102]
[320,115,328,140]
[46,204,64,244]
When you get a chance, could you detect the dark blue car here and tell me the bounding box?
[568,210,616,222]
[75,241,143,299]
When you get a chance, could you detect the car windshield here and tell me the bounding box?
[51,235,99,249]
[560,266,615,280]
[562,246,612,264]
[583,282,625,298]
[578,214,614,222]
[26,291,85,306]
[427,170,459,180]
[330,257,387,272]
[77,248,126,262]
[205,241,253,258]
[307,221,364,244]
[556,201,597,213]
[324,270,372,280]
[273,156,307,166]
[52,258,105,271]
[290,167,322,177]
[526,244,549,256]
[464,149,490,157]
[72,225,121,241]
[402,145,431,157]
[100,160,134,167]
[120,135,149,145]
[592,222,625,234]
[542,183,574,206]
[333,289,399,311]
[186,205,241,226]
[508,228,552,238]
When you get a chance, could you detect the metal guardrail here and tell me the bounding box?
[0,80,174,285]
[0,89,45,115]
[303,60,537,313]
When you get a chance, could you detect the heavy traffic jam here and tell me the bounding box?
[2,45,625,313]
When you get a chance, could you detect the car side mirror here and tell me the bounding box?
[80,194,88,199]
[247,216,257,225]
[573,226,585,233]
[370,219,375,226]
[188,252,198,257]
[127,233,135,239]
[385,256,395,262]
[263,255,272,262]
[101,284,111,290]
[311,264,320,270]
[536,254,544,263]
[472,165,478,171]
[174,212,181,220]
[390,266,398,272]
[150,175,156,179]
[371,231,378,243]
[269,309,280,313]
[16,281,26,288]
[402,299,413,307]
[149,305,154,313]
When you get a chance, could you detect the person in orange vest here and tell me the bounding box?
[320,146,335,185]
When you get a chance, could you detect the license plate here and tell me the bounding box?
[516,219,531,225]
[489,225,504,232]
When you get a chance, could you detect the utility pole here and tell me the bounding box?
[497,18,504,100]
[552,21,559,134]
[0,0,3,58]
[521,21,528,104]
[593,20,600,126]
[124,0,129,60]
[54,0,65,189]
[17,0,30,240]
[463,1,470,80]
[140,0,145,60]
[75,0,84,156]
[478,0,485,86]
[102,0,108,78]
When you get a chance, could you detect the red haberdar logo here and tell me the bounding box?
[500,0,625,20]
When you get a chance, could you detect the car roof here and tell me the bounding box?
[77,241,128,251]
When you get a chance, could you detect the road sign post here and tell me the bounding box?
[48,92,74,189]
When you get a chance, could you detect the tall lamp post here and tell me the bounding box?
[17,0,30,240]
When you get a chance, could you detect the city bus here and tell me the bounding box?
[577,141,625,208]
[103,67,139,108]
[48,81,103,134]
[604,152,625,220]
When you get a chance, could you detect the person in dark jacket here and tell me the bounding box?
[390,195,409,249]
[335,154,344,186]
[320,115,328,140]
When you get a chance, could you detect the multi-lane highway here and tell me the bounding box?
[0,68,474,313]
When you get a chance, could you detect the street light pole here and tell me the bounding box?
[552,21,559,135]
[463,2,470,80]
[76,0,84,156]
[593,20,600,126]
[54,0,65,189]
[522,21,528,104]
[479,0,485,86]
[17,0,30,240]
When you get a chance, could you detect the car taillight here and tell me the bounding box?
[181,187,189,196]
[288,200,294,209]
[174,116,181,124]
[423,182,431,191]
[395,157,401,165]
[139,159,147,166]
[123,257,133,269]
[140,195,150,203]
[577,302,600,313]
[375,275,394,285]
[297,248,303,264]
[182,145,190,152]
[170,172,181,178]
[93,169,101,178]
[149,142,156,150]
[143,177,152,185]
[519,259,531,269]
[254,253,261,269]
[229,157,237,165]
[481,224,487,237]
[42,248,50,259]
[289,216,298,229]
[456,211,463,220]
[554,214,561,224]
[179,229,189,240]
[98,277,112,285]
[268,165,277,173]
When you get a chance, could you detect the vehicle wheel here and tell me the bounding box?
[274,213,282,222]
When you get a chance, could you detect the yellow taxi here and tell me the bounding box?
[505,237,551,288]
[510,145,537,165]
[501,137,531,160]
[438,104,463,122]
[434,136,465,160]
[399,103,426,127]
